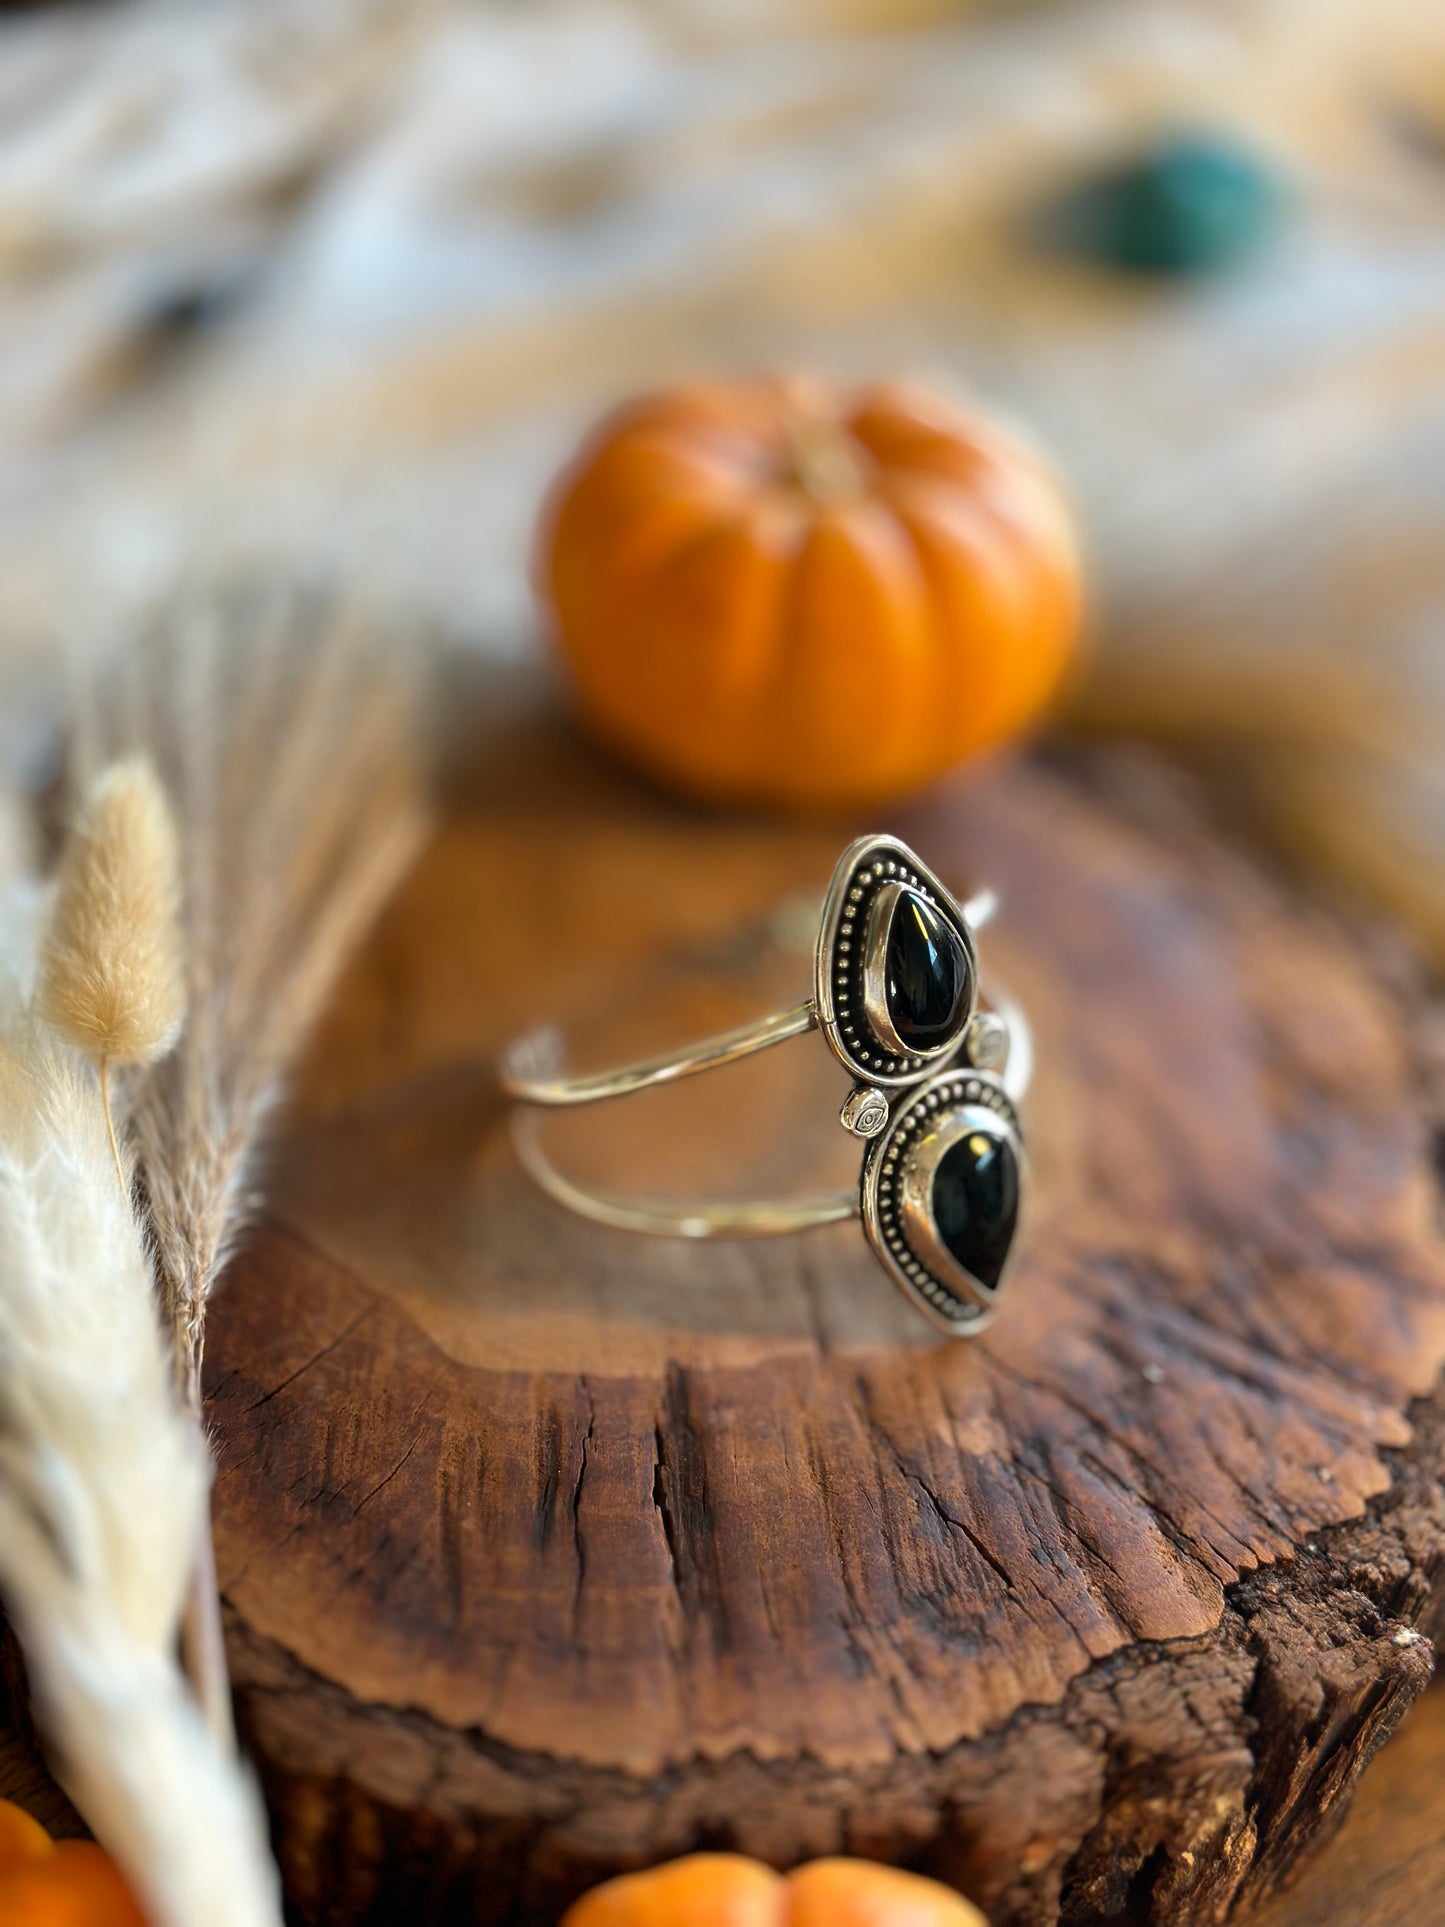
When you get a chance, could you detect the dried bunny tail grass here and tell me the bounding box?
[38,759,185,1071]
[39,759,186,1193]
[81,579,430,1387]
[17,1623,281,1927]
[0,901,282,1927]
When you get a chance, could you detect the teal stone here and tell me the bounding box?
[1044,132,1282,275]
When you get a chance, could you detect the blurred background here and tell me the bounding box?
[0,0,1442,951]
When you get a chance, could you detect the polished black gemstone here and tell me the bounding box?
[885,889,969,1049]
[931,1129,1018,1290]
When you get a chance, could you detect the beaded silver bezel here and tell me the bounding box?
[860,1068,1026,1335]
[813,834,980,1090]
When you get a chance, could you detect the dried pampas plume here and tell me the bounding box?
[0,888,282,1927]
[75,582,427,1755]
[83,584,429,1396]
[38,759,185,1190]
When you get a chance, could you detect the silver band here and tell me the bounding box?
[499,998,819,1113]
[502,839,1032,1335]
[509,1109,859,1240]
[499,887,999,1112]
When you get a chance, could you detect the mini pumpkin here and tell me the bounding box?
[0,1799,53,1872]
[561,1851,987,1927]
[0,1799,146,1927]
[536,376,1081,809]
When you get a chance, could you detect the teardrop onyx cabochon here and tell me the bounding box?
[885,888,971,1050]
[816,837,979,1088]
[931,1127,1019,1291]
[863,1070,1024,1331]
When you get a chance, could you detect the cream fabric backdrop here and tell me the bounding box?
[1,0,1442,945]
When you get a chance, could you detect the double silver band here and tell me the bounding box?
[501,837,1033,1334]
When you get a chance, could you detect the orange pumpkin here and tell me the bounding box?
[536,376,1081,809]
[786,1859,987,1926]
[0,1800,146,1927]
[561,1852,987,1927]
[561,1853,781,1927]
[0,1799,54,1875]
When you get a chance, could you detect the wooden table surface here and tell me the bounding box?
[1256,1683,1445,1927]
[171,718,1440,1926]
[3,723,1443,1926]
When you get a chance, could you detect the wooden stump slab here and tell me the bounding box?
[205,704,1445,1926]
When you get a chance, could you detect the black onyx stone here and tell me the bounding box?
[931,1129,1018,1290]
[885,889,969,1050]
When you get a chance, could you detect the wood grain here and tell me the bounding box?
[1254,1682,1445,1927]
[185,706,1445,1925]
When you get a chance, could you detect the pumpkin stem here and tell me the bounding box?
[784,414,867,506]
